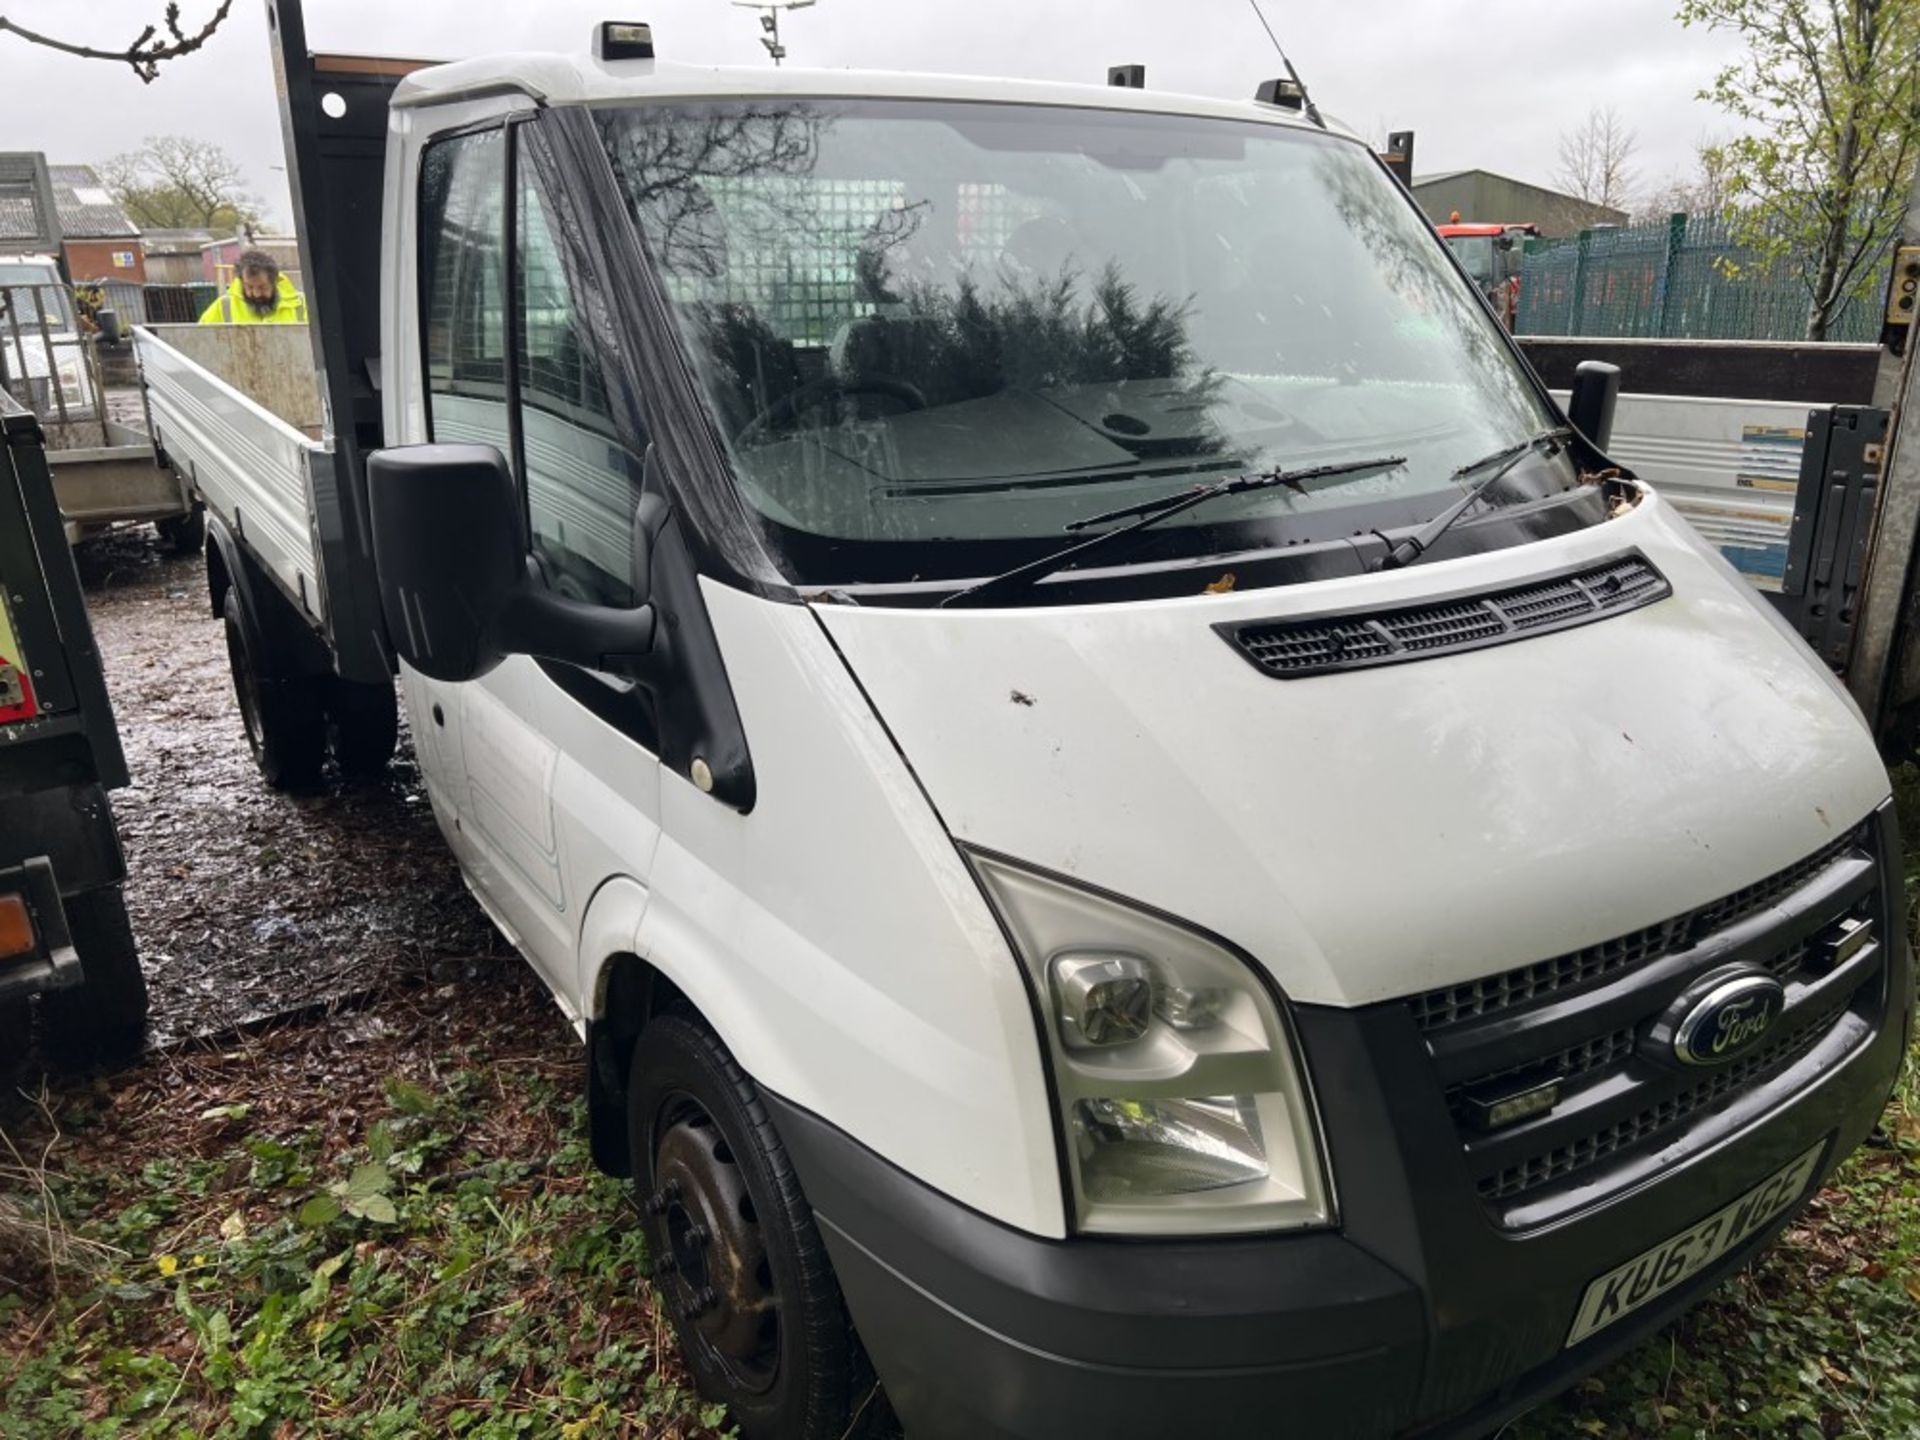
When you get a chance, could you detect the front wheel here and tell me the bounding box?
[39,886,148,1068]
[628,1013,883,1440]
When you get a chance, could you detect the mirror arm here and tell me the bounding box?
[493,587,662,678]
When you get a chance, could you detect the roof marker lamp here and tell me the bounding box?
[1255,77,1307,110]
[594,22,656,61]
[972,853,1333,1236]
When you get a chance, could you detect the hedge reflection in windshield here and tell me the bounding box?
[598,99,1563,585]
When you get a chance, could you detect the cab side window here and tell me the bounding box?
[421,125,651,621]
[418,122,659,748]
[420,129,509,454]
[514,168,643,611]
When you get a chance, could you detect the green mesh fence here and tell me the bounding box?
[1515,213,1891,342]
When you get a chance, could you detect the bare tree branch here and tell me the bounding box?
[1637,139,1737,220]
[100,136,260,231]
[0,1,235,83]
[1555,106,1640,212]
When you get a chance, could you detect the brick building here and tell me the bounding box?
[49,166,145,284]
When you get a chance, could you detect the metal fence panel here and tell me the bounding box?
[68,278,150,329]
[1515,213,1891,343]
[140,283,220,325]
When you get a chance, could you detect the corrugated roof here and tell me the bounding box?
[0,153,57,248]
[1412,168,1548,192]
[0,196,43,243]
[48,164,138,239]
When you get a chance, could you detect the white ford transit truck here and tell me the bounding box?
[149,7,1909,1436]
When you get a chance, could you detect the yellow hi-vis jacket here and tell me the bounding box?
[197,272,307,325]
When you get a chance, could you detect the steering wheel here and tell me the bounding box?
[736,374,927,447]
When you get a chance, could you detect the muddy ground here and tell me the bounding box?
[73,528,508,1047]
[0,527,734,1439]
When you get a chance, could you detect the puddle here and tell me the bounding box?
[75,527,507,1046]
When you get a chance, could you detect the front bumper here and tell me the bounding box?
[772,806,1911,1439]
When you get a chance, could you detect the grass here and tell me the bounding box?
[0,970,725,1440]
[6,786,1920,1438]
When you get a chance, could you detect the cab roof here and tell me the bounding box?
[1436,223,1541,237]
[391,51,1351,140]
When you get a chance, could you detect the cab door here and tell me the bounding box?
[407,124,509,944]
[413,119,663,1013]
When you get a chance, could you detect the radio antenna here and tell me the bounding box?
[1246,0,1325,128]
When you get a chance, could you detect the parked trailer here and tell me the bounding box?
[50,416,200,549]
[0,271,199,547]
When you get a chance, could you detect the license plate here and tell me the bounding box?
[1565,1143,1824,1347]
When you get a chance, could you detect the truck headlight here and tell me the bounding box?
[971,853,1334,1236]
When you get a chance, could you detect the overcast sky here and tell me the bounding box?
[0,0,1748,228]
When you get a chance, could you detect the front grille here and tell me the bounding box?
[1478,999,1844,1203]
[1411,825,1867,1031]
[1411,822,1886,1219]
[1221,551,1669,679]
[1447,1029,1638,1123]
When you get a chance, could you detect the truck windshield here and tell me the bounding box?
[1444,235,1497,284]
[597,100,1569,589]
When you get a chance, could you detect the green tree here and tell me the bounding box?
[98,136,260,233]
[1679,0,1920,340]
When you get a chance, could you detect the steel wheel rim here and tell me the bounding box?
[645,1090,781,1396]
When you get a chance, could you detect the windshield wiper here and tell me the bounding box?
[1370,429,1571,572]
[940,453,1407,608]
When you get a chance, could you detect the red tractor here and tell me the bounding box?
[1436,217,1542,329]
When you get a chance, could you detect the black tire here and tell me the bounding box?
[325,677,399,780]
[39,887,148,1068]
[223,587,325,790]
[156,504,206,557]
[629,1013,884,1440]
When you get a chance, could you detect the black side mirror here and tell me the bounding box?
[1495,233,1516,252]
[1567,360,1622,451]
[368,443,658,683]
